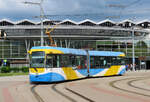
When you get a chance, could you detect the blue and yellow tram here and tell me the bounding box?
[28,46,126,83]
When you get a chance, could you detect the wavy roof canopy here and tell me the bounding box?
[0,19,14,26]
[136,19,150,24]
[97,19,116,25]
[58,19,77,25]
[16,19,36,25]
[0,18,149,28]
[78,19,97,26]
[118,19,136,24]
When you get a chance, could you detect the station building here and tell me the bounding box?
[0,19,150,69]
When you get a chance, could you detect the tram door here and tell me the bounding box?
[62,55,88,80]
[113,57,125,75]
[74,56,89,78]
[105,57,119,76]
[61,55,78,80]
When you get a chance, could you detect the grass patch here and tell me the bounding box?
[0,72,29,77]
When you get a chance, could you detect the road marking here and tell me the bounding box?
[2,88,14,102]
[89,84,150,102]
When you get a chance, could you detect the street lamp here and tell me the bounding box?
[24,0,44,46]
[131,27,135,71]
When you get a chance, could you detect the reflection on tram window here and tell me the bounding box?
[111,57,125,65]
[117,57,125,65]
[76,56,86,69]
[31,51,45,68]
[90,56,125,68]
[60,55,70,67]
[45,54,125,68]
[46,55,60,68]
[90,56,111,68]
[60,55,86,69]
[45,54,87,69]
[46,55,53,68]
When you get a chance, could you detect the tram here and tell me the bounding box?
[28,46,126,83]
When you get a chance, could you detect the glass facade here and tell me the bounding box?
[0,40,26,59]
[0,39,150,59]
[0,39,150,70]
[0,18,149,69]
[96,40,150,57]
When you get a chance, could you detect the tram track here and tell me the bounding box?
[51,84,76,102]
[65,87,95,102]
[128,78,150,92]
[29,75,150,102]
[109,76,150,97]
[51,83,95,102]
[31,85,45,102]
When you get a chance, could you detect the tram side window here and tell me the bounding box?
[56,54,87,68]
[98,57,103,68]
[99,56,110,68]
[121,58,125,65]
[81,56,87,69]
[76,56,86,69]
[111,57,118,65]
[70,55,76,67]
[90,56,105,68]
[117,57,125,65]
[90,56,111,68]
[106,57,111,66]
[90,56,95,68]
[46,54,60,68]
[111,57,125,65]
[60,55,70,67]
[95,57,100,68]
[46,55,53,68]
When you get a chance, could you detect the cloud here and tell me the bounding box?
[0,0,39,18]
[0,0,149,21]
[44,0,106,15]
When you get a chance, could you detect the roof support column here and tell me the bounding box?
[25,40,30,59]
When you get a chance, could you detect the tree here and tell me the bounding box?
[136,41,148,48]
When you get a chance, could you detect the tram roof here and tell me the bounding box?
[88,51,125,57]
[31,46,125,57]
[31,46,87,55]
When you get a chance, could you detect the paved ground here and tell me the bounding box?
[0,70,150,102]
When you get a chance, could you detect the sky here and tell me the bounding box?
[0,0,150,22]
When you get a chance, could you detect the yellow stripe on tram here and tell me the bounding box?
[29,49,64,54]
[62,67,78,80]
[30,68,45,73]
[119,53,125,57]
[104,66,120,76]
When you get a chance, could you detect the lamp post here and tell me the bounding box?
[128,18,136,72]
[132,27,135,71]
[24,0,44,46]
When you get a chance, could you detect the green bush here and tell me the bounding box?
[21,67,29,73]
[1,66,11,73]
[11,67,20,73]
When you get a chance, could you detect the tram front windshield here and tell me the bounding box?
[30,51,45,68]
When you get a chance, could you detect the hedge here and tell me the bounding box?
[0,67,29,73]
[1,66,11,73]
[21,67,29,73]
[11,67,20,73]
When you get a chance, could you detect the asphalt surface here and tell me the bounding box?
[0,70,150,102]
